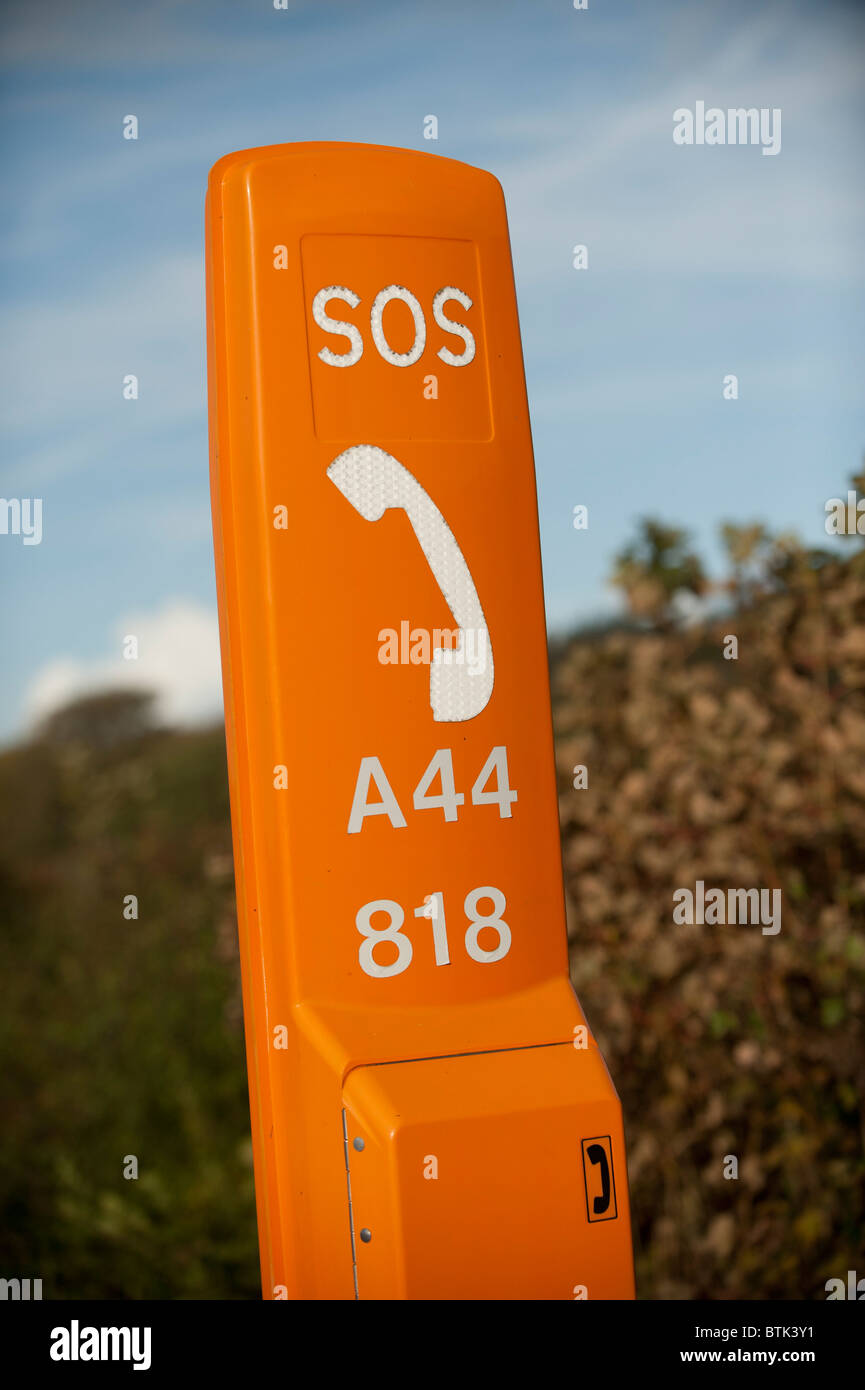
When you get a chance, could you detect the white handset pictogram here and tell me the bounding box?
[327,444,494,722]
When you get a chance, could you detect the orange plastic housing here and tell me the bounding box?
[206,141,634,1300]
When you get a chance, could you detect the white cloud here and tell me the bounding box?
[23,598,223,730]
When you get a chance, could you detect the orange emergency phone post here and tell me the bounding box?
[206,142,635,1300]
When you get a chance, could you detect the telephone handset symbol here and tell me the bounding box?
[327,444,494,722]
[586,1142,611,1216]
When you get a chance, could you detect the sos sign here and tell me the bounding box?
[312,283,476,368]
[206,141,634,1301]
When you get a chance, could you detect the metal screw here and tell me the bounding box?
[360,1228,372,1243]
[353,1137,365,1152]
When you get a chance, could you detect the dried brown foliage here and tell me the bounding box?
[553,549,865,1298]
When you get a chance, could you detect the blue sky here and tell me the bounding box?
[1,0,863,741]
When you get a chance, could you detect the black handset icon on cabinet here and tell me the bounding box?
[581,1136,618,1223]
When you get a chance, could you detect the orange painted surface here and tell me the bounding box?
[344,1044,634,1300]
[206,141,634,1299]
